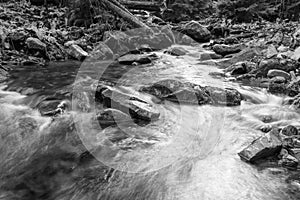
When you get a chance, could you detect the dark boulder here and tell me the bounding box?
[278,149,299,168]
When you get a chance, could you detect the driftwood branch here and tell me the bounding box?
[101,0,150,29]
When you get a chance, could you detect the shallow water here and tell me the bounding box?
[0,44,300,200]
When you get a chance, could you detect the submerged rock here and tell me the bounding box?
[238,129,282,163]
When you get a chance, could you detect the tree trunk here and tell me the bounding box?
[101,0,150,29]
[119,0,161,12]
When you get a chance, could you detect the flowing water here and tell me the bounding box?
[1,44,300,200]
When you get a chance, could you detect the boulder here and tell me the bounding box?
[118,53,158,65]
[238,129,282,163]
[25,37,46,51]
[212,44,243,56]
[267,69,290,80]
[7,30,28,50]
[100,87,160,121]
[67,44,88,61]
[204,86,242,106]
[181,21,211,43]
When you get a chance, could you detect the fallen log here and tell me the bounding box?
[119,0,161,12]
[101,0,150,29]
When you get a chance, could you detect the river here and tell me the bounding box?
[0,43,300,200]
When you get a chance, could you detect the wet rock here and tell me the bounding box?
[67,44,88,61]
[118,53,157,65]
[225,61,256,76]
[278,149,299,168]
[238,129,282,163]
[162,87,211,105]
[199,51,222,60]
[97,108,132,128]
[212,44,243,57]
[139,79,188,98]
[25,37,46,51]
[204,86,242,106]
[165,46,187,56]
[181,21,211,43]
[100,88,160,121]
[267,69,290,80]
